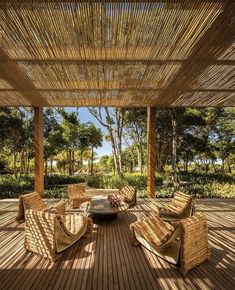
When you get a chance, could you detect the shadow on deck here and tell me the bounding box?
[0,198,234,290]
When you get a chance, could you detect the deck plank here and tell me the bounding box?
[0,199,235,290]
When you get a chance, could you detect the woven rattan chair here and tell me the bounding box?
[16,192,66,223]
[130,213,210,275]
[159,192,195,221]
[24,209,93,261]
[68,183,91,209]
[118,186,137,206]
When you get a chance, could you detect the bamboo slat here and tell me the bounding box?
[0,1,234,107]
[0,199,235,289]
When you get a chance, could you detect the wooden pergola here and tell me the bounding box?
[0,0,234,196]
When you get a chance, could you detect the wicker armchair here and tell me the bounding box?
[68,183,91,209]
[16,192,66,223]
[130,213,210,275]
[118,186,137,206]
[24,209,93,261]
[159,192,195,221]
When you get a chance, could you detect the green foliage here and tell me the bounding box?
[155,182,235,198]
[87,173,163,190]
[46,174,86,188]
[178,171,235,183]
[0,175,34,198]
[0,174,86,199]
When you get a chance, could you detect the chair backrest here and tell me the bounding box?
[168,192,193,215]
[119,186,136,202]
[68,184,86,199]
[16,192,46,223]
[179,213,210,275]
[25,209,57,261]
[132,214,176,247]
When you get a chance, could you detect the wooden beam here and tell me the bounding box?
[147,107,156,198]
[156,2,235,106]
[0,47,49,107]
[34,107,44,196]
[8,59,235,66]
[1,88,235,94]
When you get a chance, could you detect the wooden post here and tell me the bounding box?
[34,107,44,196]
[147,107,156,198]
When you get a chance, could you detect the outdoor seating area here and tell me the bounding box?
[0,1,234,289]
[0,198,234,289]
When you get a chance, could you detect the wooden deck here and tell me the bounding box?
[0,198,234,290]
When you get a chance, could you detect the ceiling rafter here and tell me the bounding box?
[157,2,235,106]
[4,59,235,66]
[0,1,234,107]
[1,88,235,93]
[0,48,49,107]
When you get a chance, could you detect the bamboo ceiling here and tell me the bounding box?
[0,0,234,107]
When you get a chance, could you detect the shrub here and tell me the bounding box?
[46,174,86,187]
[0,173,234,199]
[44,186,67,199]
[179,171,235,184]
[0,174,87,199]
[0,174,34,198]
[87,173,163,190]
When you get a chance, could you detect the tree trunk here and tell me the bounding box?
[117,139,123,175]
[185,160,188,172]
[80,150,83,173]
[91,146,94,175]
[45,159,48,188]
[20,150,25,176]
[136,143,143,174]
[66,149,69,174]
[222,158,225,173]
[72,150,75,174]
[50,159,53,175]
[171,109,179,187]
[13,152,17,176]
[26,153,30,175]
[69,148,72,175]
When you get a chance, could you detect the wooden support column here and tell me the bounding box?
[147,107,156,198]
[34,107,44,196]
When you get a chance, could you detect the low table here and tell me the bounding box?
[89,196,128,221]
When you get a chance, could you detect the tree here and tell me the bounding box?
[211,108,235,173]
[0,108,33,175]
[88,107,127,175]
[124,109,147,173]
[171,108,179,187]
[59,110,81,175]
[98,155,113,173]
[86,123,103,175]
[44,108,65,184]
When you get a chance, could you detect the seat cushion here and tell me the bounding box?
[131,215,175,247]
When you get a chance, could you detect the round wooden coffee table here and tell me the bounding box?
[89,196,128,221]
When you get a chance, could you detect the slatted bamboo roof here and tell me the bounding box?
[0,0,234,107]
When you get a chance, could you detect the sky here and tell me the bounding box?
[65,107,112,157]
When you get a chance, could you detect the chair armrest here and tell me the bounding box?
[180,213,210,275]
[47,200,66,216]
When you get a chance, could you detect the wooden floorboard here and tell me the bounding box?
[0,198,235,290]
